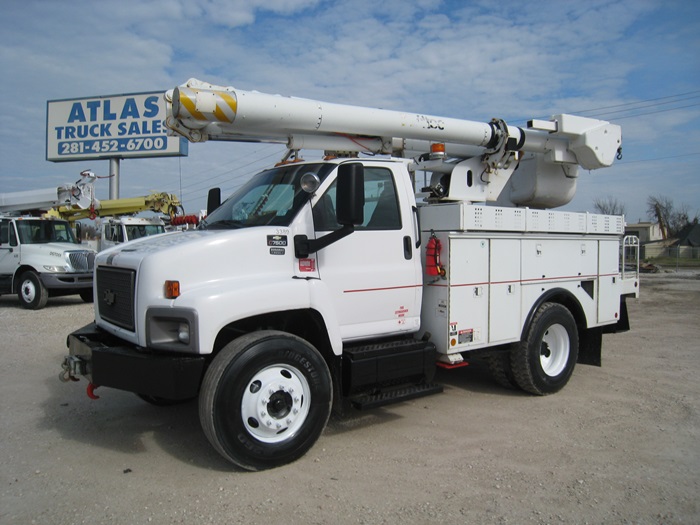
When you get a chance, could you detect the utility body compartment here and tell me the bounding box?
[418,202,638,361]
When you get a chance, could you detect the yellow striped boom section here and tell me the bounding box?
[174,87,238,123]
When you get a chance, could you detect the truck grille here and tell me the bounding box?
[68,251,95,272]
[96,267,136,331]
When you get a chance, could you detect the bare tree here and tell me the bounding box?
[646,195,699,238]
[593,196,626,216]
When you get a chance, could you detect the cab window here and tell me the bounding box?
[0,220,17,246]
[313,167,401,231]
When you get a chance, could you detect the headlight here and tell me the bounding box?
[145,307,198,353]
[43,265,69,272]
[178,322,190,344]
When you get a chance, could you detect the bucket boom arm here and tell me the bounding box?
[165,78,622,209]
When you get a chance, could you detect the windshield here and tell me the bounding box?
[125,224,165,240]
[16,219,79,244]
[200,163,335,230]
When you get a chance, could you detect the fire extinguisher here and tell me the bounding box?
[425,231,446,278]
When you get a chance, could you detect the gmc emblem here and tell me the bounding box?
[103,289,116,306]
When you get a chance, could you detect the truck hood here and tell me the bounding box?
[96,228,296,291]
[21,242,94,271]
[97,229,225,266]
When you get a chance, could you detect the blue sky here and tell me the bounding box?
[1,0,699,223]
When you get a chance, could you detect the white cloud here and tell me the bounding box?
[0,0,698,219]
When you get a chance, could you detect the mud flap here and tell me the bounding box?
[578,326,602,367]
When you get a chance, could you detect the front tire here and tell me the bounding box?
[199,330,332,471]
[511,302,579,395]
[79,288,94,303]
[18,271,48,310]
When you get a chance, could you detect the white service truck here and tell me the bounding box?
[1,177,96,309]
[61,79,639,470]
[96,216,167,252]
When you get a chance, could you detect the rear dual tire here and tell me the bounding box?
[510,302,579,395]
[488,302,579,395]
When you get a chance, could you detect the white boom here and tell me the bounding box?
[0,171,97,214]
[165,78,622,209]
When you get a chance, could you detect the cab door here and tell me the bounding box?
[312,165,422,341]
[0,220,19,292]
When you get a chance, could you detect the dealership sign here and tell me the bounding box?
[46,91,187,161]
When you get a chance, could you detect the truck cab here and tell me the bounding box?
[97,216,167,251]
[90,159,422,356]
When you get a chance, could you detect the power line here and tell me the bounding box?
[512,90,700,125]
[572,90,700,116]
[583,96,700,118]
[618,151,700,164]
[608,102,700,120]
[176,145,288,208]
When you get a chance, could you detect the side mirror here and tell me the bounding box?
[75,222,82,242]
[336,163,364,226]
[207,188,222,215]
[293,162,365,259]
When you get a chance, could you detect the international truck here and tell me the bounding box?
[60,79,639,470]
[1,176,96,309]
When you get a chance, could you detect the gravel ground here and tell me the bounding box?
[1,270,699,524]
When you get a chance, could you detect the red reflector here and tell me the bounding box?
[436,361,470,370]
[165,280,180,299]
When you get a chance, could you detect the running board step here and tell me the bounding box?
[350,382,443,410]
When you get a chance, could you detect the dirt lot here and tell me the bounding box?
[1,271,699,525]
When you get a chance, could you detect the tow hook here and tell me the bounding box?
[59,356,82,383]
[87,383,100,400]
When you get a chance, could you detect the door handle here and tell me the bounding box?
[412,206,421,248]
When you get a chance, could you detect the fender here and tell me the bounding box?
[520,287,587,340]
[164,273,343,357]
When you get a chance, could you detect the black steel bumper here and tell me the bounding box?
[64,323,205,400]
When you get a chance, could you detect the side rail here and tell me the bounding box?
[621,235,640,280]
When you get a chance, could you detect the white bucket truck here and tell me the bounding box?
[1,176,96,309]
[61,79,639,470]
[96,216,167,252]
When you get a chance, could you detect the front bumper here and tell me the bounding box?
[41,272,93,290]
[63,323,206,400]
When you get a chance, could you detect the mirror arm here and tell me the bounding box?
[294,225,355,259]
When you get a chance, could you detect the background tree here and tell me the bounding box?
[593,196,627,216]
[646,195,699,238]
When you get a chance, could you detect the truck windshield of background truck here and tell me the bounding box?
[125,224,165,240]
[200,163,336,230]
[15,219,79,244]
